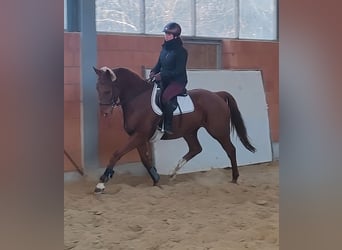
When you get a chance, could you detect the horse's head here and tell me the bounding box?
[93,66,120,116]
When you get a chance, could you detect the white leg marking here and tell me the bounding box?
[96,182,106,190]
[170,158,187,178]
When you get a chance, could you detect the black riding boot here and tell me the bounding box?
[163,101,176,134]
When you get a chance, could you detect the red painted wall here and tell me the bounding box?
[64,33,278,171]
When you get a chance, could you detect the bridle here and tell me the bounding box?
[99,96,120,107]
[98,77,154,117]
[98,82,121,116]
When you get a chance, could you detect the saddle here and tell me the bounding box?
[150,84,194,116]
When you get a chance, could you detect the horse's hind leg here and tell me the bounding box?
[205,122,238,182]
[137,142,160,186]
[170,130,202,179]
[219,137,238,183]
[211,133,238,183]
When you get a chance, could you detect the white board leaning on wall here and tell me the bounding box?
[146,70,273,175]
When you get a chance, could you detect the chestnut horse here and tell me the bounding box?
[93,66,256,193]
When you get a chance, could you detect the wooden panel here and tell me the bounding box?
[183,43,219,69]
[64,84,80,102]
[64,118,81,150]
[64,67,80,84]
[64,150,82,172]
[64,33,80,67]
[64,33,81,172]
[64,102,80,120]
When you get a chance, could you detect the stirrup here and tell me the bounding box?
[164,129,173,135]
[163,125,173,134]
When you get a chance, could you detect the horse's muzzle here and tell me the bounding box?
[99,105,114,117]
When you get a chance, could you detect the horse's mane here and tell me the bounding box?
[113,68,145,83]
[112,67,151,96]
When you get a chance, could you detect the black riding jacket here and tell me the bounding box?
[151,37,188,85]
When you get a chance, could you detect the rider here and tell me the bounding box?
[149,22,188,134]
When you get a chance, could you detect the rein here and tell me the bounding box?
[98,82,121,116]
[99,100,119,117]
[99,79,152,116]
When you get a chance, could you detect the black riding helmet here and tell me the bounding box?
[162,22,182,37]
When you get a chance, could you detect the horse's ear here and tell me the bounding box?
[93,66,101,76]
[104,68,117,82]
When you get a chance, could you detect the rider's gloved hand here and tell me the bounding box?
[154,72,162,81]
[149,71,155,79]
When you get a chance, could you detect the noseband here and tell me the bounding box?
[99,98,120,107]
[98,75,149,116]
[98,83,121,116]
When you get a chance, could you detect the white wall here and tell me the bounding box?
[150,70,273,175]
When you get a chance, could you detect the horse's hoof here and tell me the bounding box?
[231,179,238,184]
[169,175,177,182]
[94,183,106,194]
[153,183,163,189]
[94,187,105,194]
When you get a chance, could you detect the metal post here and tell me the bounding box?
[80,0,99,170]
[66,0,80,32]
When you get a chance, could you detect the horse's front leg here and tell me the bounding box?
[94,134,146,194]
[137,142,161,186]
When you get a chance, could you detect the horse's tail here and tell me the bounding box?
[215,91,256,153]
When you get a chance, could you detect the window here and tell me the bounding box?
[64,0,67,30]
[145,0,192,36]
[239,0,277,40]
[96,0,142,33]
[80,0,278,40]
[196,0,237,38]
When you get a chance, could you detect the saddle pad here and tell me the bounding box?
[151,84,195,116]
